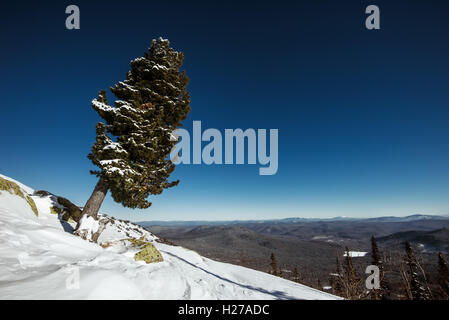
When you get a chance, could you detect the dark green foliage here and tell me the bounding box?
[88,38,191,209]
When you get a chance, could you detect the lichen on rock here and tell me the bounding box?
[127,237,163,264]
[26,196,38,216]
[134,242,163,264]
[0,177,38,216]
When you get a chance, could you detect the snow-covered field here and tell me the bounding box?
[0,174,339,300]
[343,251,368,258]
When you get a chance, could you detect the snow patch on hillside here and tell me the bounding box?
[343,251,367,258]
[0,174,340,300]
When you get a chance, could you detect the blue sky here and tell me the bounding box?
[1,0,449,221]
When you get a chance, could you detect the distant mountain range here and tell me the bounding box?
[137,214,449,227]
[144,213,449,297]
[378,228,449,252]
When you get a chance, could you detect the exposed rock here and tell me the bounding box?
[0,177,38,216]
[34,190,51,197]
[128,237,163,264]
[74,215,110,243]
[134,242,163,264]
[33,190,82,223]
[56,196,82,223]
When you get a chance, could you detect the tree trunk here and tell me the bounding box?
[82,176,108,218]
[75,177,108,233]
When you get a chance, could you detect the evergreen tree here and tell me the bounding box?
[75,38,190,241]
[332,256,344,296]
[336,256,343,276]
[332,250,358,299]
[371,235,381,267]
[437,252,449,298]
[368,235,389,299]
[343,247,361,299]
[293,267,301,283]
[402,241,431,300]
[269,253,279,276]
[344,247,356,282]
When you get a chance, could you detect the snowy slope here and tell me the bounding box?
[0,174,340,300]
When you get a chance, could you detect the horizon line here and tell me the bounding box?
[134,213,449,223]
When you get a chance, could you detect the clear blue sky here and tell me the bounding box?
[1,0,448,221]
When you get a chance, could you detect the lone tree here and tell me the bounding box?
[269,253,279,276]
[75,38,190,242]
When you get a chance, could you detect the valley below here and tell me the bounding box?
[143,216,449,298]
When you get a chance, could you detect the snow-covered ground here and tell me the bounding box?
[0,174,339,300]
[343,251,368,258]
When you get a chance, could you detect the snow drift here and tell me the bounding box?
[0,174,339,300]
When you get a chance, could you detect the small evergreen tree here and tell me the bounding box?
[437,252,449,298]
[293,267,301,283]
[336,256,343,276]
[371,235,381,266]
[75,38,190,241]
[332,256,344,297]
[401,241,431,300]
[269,252,279,276]
[368,235,389,299]
[343,247,361,299]
[332,250,360,299]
